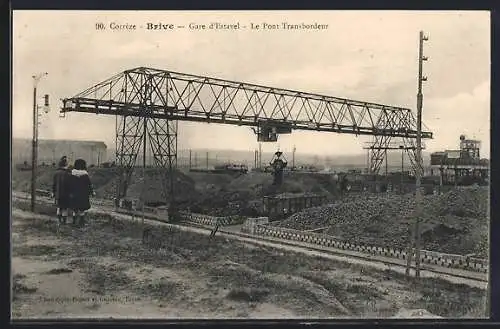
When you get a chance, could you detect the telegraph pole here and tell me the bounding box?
[406,31,428,278]
[31,72,48,212]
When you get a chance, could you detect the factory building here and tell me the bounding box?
[13,138,108,167]
[429,135,489,185]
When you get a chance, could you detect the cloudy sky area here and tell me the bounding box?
[13,10,490,157]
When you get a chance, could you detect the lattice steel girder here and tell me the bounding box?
[60,67,433,139]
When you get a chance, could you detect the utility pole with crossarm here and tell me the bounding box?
[406,31,429,278]
[31,72,49,212]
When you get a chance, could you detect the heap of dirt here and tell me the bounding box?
[226,172,339,197]
[85,168,120,194]
[12,167,57,192]
[188,172,339,216]
[11,166,199,206]
[189,172,235,191]
[96,168,200,206]
[276,187,489,256]
[186,172,252,216]
[11,170,32,192]
[12,167,118,194]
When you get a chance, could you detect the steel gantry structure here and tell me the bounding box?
[60,67,433,213]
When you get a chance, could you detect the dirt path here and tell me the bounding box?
[11,208,487,319]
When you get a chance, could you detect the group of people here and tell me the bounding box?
[52,156,95,226]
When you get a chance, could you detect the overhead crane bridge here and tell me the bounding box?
[60,67,433,215]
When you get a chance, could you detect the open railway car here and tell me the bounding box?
[263,193,328,221]
[213,163,249,174]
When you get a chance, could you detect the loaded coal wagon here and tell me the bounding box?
[263,193,328,221]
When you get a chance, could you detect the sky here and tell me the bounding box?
[12,10,490,157]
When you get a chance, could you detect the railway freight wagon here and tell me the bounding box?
[359,180,436,195]
[263,193,328,221]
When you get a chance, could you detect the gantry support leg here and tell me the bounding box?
[368,135,393,174]
[147,117,178,220]
[368,108,393,175]
[402,137,423,178]
[115,115,144,200]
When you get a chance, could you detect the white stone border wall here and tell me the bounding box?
[113,203,242,227]
[178,211,242,226]
[253,224,488,273]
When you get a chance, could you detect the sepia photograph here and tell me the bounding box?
[11,10,490,319]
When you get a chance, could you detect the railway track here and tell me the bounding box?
[11,191,488,287]
[182,221,488,285]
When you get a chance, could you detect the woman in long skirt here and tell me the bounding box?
[69,158,95,226]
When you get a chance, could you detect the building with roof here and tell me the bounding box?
[13,138,108,167]
[429,135,489,185]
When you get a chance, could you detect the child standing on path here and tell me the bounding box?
[69,159,95,226]
[52,156,71,224]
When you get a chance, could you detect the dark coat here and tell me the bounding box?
[69,169,94,211]
[52,167,71,208]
